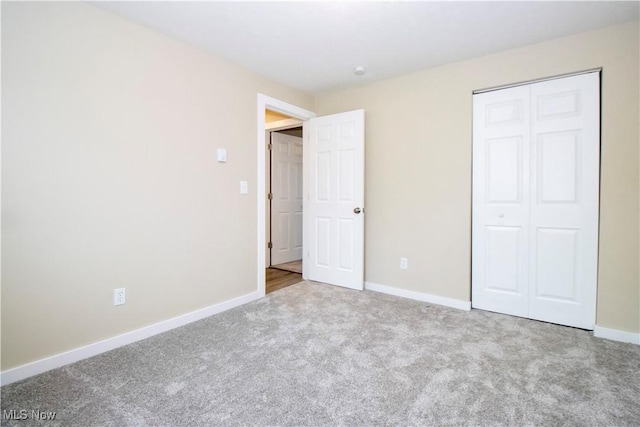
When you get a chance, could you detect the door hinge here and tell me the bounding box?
[268,143,272,150]
[268,242,273,249]
[267,193,273,200]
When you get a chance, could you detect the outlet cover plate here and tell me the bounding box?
[114,288,126,306]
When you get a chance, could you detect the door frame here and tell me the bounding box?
[257,94,315,296]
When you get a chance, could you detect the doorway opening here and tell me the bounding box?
[256,95,316,296]
[266,112,303,293]
[257,96,366,295]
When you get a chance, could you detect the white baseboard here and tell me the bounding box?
[0,290,262,386]
[594,325,640,345]
[365,281,471,311]
[364,283,640,345]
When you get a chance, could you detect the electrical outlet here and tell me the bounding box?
[114,288,126,306]
[400,257,408,270]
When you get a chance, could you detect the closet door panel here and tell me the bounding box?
[472,86,530,317]
[528,73,600,329]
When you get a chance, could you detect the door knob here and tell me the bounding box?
[354,207,362,214]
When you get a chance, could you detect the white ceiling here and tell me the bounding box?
[94,1,639,93]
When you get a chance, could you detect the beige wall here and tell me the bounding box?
[1,2,313,370]
[315,21,640,333]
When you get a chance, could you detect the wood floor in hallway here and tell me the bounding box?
[266,268,302,294]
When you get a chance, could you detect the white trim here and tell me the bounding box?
[257,94,315,295]
[365,281,471,311]
[594,326,640,345]
[0,3,3,333]
[473,68,602,94]
[0,290,262,386]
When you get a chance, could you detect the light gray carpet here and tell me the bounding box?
[272,260,302,274]
[2,281,639,426]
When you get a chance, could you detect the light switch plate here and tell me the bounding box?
[240,181,248,194]
[217,148,227,162]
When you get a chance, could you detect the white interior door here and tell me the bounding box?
[528,74,600,329]
[271,132,303,266]
[472,85,531,318]
[472,72,599,330]
[305,110,365,290]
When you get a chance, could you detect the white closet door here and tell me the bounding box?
[472,85,531,317]
[472,72,599,330]
[528,73,600,329]
[271,132,303,265]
